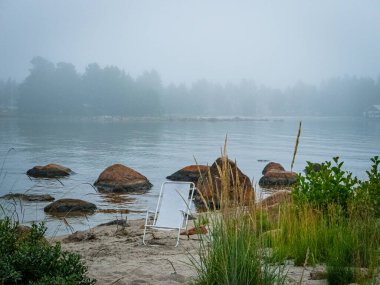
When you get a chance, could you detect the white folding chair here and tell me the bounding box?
[143,181,195,247]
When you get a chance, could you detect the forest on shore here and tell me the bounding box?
[1,57,379,117]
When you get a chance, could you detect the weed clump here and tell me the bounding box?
[271,156,380,284]
[0,218,95,285]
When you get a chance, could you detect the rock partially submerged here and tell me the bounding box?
[26,163,72,178]
[44,198,97,216]
[94,164,152,193]
[262,162,285,175]
[166,165,209,183]
[196,157,254,208]
[259,162,297,188]
[1,193,55,202]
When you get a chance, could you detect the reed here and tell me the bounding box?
[271,202,380,284]
[291,121,301,172]
[190,144,285,285]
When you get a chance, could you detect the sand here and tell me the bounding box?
[51,218,329,285]
[51,219,199,285]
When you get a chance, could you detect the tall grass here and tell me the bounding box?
[190,145,285,285]
[191,133,380,284]
[271,202,380,284]
[192,211,285,285]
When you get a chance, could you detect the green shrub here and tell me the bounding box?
[0,218,95,285]
[294,156,380,218]
[293,157,359,212]
[357,156,380,217]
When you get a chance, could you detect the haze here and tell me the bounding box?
[1,0,380,88]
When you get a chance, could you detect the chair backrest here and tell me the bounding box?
[153,181,195,229]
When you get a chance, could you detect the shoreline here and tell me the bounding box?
[50,218,199,285]
[50,217,329,285]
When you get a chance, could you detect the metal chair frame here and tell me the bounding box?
[143,181,195,247]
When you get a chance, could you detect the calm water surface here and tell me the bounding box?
[0,116,379,235]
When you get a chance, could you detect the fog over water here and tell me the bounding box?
[1,0,380,88]
[0,1,380,235]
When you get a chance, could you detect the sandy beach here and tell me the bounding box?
[51,219,199,285]
[51,218,329,285]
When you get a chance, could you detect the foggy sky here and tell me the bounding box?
[1,0,380,88]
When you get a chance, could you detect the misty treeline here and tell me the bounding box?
[0,56,379,116]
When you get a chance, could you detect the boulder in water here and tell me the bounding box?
[259,162,297,188]
[166,165,209,183]
[1,193,55,202]
[94,164,152,193]
[26,163,72,178]
[44,198,97,216]
[262,162,285,175]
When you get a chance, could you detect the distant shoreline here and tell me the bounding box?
[1,112,368,122]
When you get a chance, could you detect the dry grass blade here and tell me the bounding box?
[291,121,302,172]
[55,178,64,186]
[63,217,75,234]
[83,182,99,193]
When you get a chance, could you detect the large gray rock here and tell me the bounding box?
[94,164,152,193]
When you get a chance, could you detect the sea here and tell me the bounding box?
[0,115,379,236]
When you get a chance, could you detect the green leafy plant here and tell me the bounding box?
[0,218,95,285]
[293,157,359,212]
[357,156,380,217]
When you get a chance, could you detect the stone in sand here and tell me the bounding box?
[180,225,208,236]
[94,164,152,193]
[26,163,72,178]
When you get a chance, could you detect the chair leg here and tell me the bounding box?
[143,211,150,245]
[143,226,147,245]
[175,228,181,247]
